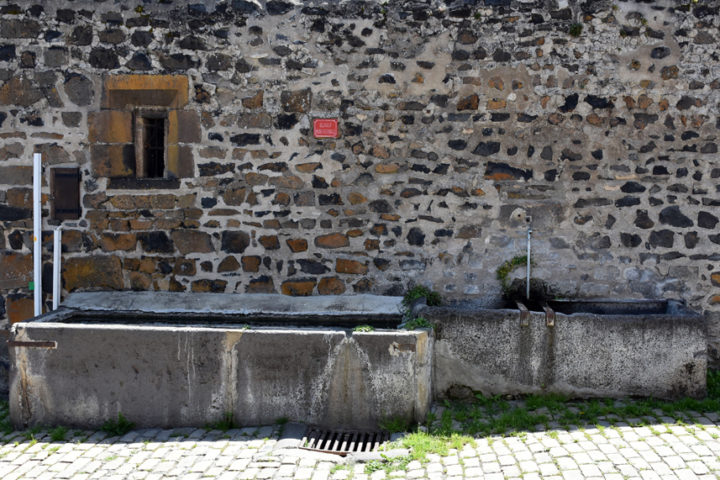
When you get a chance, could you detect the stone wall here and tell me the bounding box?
[1,0,719,389]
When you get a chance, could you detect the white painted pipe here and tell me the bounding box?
[53,227,62,310]
[33,152,42,317]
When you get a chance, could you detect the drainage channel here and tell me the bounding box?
[300,427,390,456]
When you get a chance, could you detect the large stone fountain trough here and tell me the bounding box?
[9,292,432,429]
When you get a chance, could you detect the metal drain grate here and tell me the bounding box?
[300,427,390,456]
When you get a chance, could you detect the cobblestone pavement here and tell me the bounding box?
[1,414,720,480]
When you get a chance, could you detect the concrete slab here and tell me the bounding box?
[61,292,404,317]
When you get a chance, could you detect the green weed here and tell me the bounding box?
[208,412,235,432]
[101,413,134,437]
[50,426,67,442]
[403,316,433,330]
[353,325,375,332]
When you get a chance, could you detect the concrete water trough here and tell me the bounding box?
[423,298,707,400]
[9,292,432,430]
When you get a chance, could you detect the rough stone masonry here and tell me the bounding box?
[0,0,719,390]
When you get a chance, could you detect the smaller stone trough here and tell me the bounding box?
[9,292,432,430]
[423,299,707,400]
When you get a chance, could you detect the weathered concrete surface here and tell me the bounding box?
[9,319,431,430]
[62,292,404,318]
[426,302,707,400]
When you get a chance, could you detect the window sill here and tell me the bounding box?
[107,178,180,190]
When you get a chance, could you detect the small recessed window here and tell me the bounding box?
[134,111,167,178]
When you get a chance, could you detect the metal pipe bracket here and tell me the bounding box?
[516,301,530,327]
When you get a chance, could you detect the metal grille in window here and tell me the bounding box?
[143,117,165,178]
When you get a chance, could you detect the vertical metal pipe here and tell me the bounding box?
[33,152,42,316]
[526,225,532,301]
[53,227,62,310]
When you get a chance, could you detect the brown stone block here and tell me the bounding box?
[281,279,316,296]
[218,256,240,272]
[7,294,35,323]
[128,271,152,290]
[259,235,280,250]
[711,273,720,287]
[286,238,308,252]
[281,88,312,113]
[364,239,380,250]
[241,256,261,272]
[0,252,32,289]
[489,76,504,90]
[273,192,291,206]
[347,229,363,237]
[487,98,506,109]
[318,277,346,295]
[247,276,275,293]
[64,256,123,291]
[100,233,137,251]
[91,144,135,177]
[166,144,194,178]
[123,257,156,274]
[375,163,399,174]
[174,259,196,276]
[336,259,368,275]
[295,162,321,173]
[710,295,720,305]
[191,279,227,293]
[168,110,201,143]
[315,233,349,249]
[348,192,367,205]
[171,230,213,254]
[242,91,263,109]
[457,94,479,111]
[237,113,273,128]
[6,188,32,209]
[102,74,189,109]
[0,76,43,107]
[223,187,246,206]
[88,110,132,143]
[271,175,304,189]
[457,225,482,239]
[0,166,32,185]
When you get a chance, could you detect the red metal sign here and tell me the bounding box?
[313,118,339,138]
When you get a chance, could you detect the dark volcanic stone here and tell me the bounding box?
[89,47,119,69]
[131,30,154,47]
[64,73,94,106]
[179,35,206,50]
[127,53,151,71]
[138,232,174,253]
[698,211,719,229]
[160,53,200,71]
[221,231,250,253]
[472,141,501,156]
[276,114,298,129]
[369,199,392,213]
[492,49,511,62]
[407,227,425,246]
[558,93,578,113]
[69,26,93,46]
[621,181,645,193]
[298,259,329,274]
[620,233,642,248]
[634,210,654,229]
[267,1,293,15]
[0,45,15,61]
[649,230,674,248]
[585,95,614,109]
[448,139,467,150]
[651,46,671,59]
[659,206,693,227]
[685,232,699,249]
[231,133,260,146]
[0,205,30,221]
